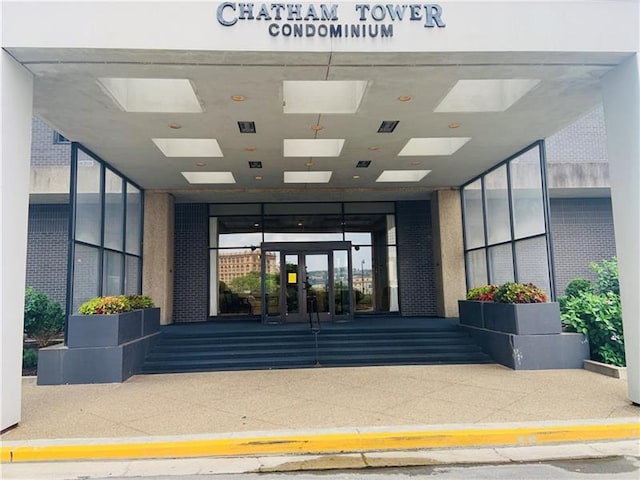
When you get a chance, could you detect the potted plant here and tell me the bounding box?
[483,282,561,335]
[458,285,498,328]
[125,294,160,336]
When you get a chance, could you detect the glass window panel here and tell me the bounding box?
[263,214,342,239]
[463,179,485,249]
[264,231,343,242]
[75,150,102,246]
[265,251,281,316]
[386,215,396,245]
[103,250,123,296]
[484,165,511,245]
[209,203,261,216]
[210,248,218,316]
[333,250,350,315]
[285,254,299,314]
[387,246,399,312]
[125,183,142,255]
[344,202,395,214]
[510,146,546,239]
[515,236,551,296]
[124,255,140,295]
[218,248,262,315]
[104,169,124,251]
[345,232,372,245]
[264,203,341,215]
[306,254,329,313]
[352,246,373,312]
[488,244,514,285]
[72,243,100,313]
[465,249,488,289]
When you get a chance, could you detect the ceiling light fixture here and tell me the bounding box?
[356,160,371,168]
[231,95,246,102]
[169,123,182,129]
[368,145,380,151]
[196,161,206,167]
[448,122,461,129]
[353,175,360,180]
[305,162,314,167]
[310,125,324,131]
[255,175,263,180]
[248,161,263,169]
[238,121,256,133]
[398,95,412,102]
[245,146,256,152]
[378,120,400,133]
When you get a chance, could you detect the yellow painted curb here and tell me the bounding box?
[2,422,638,463]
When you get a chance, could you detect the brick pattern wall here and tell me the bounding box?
[31,117,72,167]
[546,106,608,164]
[550,198,617,294]
[174,204,209,322]
[396,201,437,316]
[26,204,69,310]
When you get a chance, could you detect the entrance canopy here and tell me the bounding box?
[3,1,638,202]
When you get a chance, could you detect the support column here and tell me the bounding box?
[142,192,175,325]
[1,52,34,431]
[601,54,640,405]
[431,190,467,317]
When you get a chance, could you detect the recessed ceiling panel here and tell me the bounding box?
[153,138,223,157]
[284,171,333,183]
[97,78,202,113]
[284,139,345,157]
[376,170,431,182]
[398,137,471,156]
[283,81,367,114]
[435,79,540,112]
[181,171,236,184]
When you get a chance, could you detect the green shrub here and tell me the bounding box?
[78,295,132,315]
[24,287,65,347]
[494,282,548,304]
[125,294,154,310]
[466,285,499,301]
[564,278,594,298]
[561,291,625,366]
[591,257,619,295]
[22,348,38,369]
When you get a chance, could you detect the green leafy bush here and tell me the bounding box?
[564,278,594,298]
[22,348,38,369]
[24,287,65,347]
[78,296,132,315]
[592,257,619,295]
[561,291,625,366]
[494,282,548,304]
[466,285,499,301]
[125,294,154,310]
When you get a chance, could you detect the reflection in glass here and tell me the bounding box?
[126,184,142,255]
[266,252,281,316]
[103,250,123,296]
[463,179,485,249]
[466,249,488,289]
[511,146,545,239]
[104,169,124,251]
[515,237,551,295]
[388,246,399,312]
[218,248,263,315]
[72,244,100,313]
[488,244,514,284]
[485,165,511,245]
[306,254,329,313]
[125,255,140,295]
[333,250,350,315]
[75,151,102,246]
[285,254,299,314]
[352,246,373,311]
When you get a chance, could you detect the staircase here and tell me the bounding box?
[141,318,492,374]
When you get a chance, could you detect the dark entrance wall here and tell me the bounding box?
[396,200,437,316]
[173,204,209,322]
[26,204,69,310]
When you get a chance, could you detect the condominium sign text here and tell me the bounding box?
[217,3,446,38]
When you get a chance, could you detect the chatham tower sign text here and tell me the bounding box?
[216,3,446,38]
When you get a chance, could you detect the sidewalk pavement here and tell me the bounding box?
[1,364,638,471]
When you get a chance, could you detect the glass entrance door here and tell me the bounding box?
[261,242,353,323]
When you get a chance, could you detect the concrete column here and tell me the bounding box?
[142,192,175,325]
[431,190,467,318]
[1,52,34,431]
[601,54,640,405]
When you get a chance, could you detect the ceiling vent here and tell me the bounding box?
[238,121,256,133]
[356,160,371,168]
[377,120,399,133]
[248,161,263,169]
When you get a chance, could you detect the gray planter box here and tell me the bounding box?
[67,310,143,347]
[142,307,161,336]
[483,302,562,335]
[458,300,485,328]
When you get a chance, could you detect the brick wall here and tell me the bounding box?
[546,106,608,164]
[31,117,72,167]
[26,204,69,310]
[550,198,617,294]
[396,200,437,316]
[174,204,209,322]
